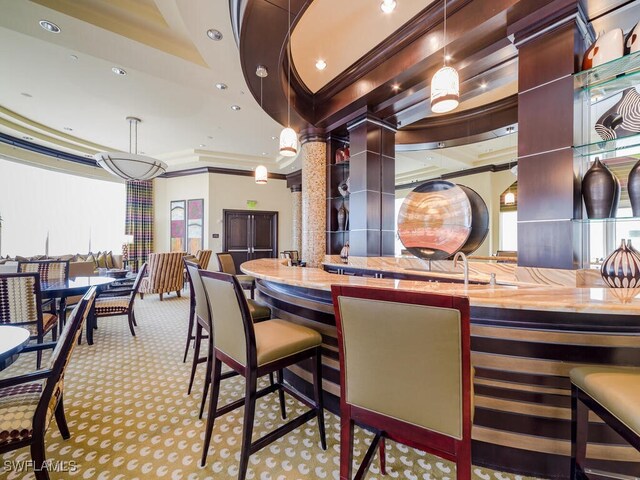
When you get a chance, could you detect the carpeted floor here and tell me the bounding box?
[1,293,542,479]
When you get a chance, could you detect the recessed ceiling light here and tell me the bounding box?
[215,82,228,90]
[392,84,400,91]
[23,136,33,141]
[444,54,452,61]
[207,29,223,41]
[262,152,267,156]
[315,59,327,70]
[231,105,241,111]
[199,144,206,147]
[21,92,32,98]
[271,136,277,140]
[380,0,396,13]
[112,67,127,76]
[64,127,73,131]
[39,20,60,33]
[480,82,487,89]
[69,54,78,61]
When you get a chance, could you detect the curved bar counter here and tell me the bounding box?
[242,258,640,478]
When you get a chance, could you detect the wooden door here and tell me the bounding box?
[223,210,278,271]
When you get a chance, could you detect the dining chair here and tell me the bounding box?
[283,250,300,265]
[331,285,473,480]
[195,249,212,270]
[183,260,271,412]
[139,252,185,301]
[570,366,640,479]
[0,272,58,369]
[0,287,96,480]
[216,252,255,299]
[91,263,147,336]
[18,259,70,317]
[199,270,326,480]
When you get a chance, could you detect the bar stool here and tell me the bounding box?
[216,252,256,299]
[199,270,326,480]
[570,366,640,479]
[331,285,472,480]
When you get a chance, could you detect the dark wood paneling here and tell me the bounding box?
[517,220,579,269]
[517,149,578,221]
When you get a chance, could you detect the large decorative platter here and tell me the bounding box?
[457,185,490,255]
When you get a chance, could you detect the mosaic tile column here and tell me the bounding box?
[301,141,326,267]
[291,188,302,254]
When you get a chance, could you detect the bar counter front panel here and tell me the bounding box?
[242,259,640,479]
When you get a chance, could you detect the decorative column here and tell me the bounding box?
[509,0,588,269]
[291,187,302,253]
[347,115,396,256]
[300,137,327,267]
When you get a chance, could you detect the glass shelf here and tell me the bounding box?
[574,50,640,92]
[574,217,640,225]
[573,132,640,157]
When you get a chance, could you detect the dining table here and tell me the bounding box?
[0,325,30,370]
[41,276,116,345]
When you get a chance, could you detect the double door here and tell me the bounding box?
[223,210,278,271]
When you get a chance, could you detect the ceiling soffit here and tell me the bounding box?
[290,0,434,93]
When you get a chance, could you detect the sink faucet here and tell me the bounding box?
[453,252,469,286]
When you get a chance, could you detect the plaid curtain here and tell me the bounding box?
[125,180,153,271]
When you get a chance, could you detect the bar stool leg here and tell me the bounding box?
[238,370,258,480]
[188,323,202,395]
[200,357,222,467]
[199,342,213,419]
[183,304,195,363]
[277,369,287,420]
[379,438,386,475]
[340,415,355,480]
[571,385,589,480]
[312,347,327,450]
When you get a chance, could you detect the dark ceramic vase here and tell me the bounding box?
[582,157,620,219]
[601,239,640,288]
[629,159,640,217]
[337,203,347,231]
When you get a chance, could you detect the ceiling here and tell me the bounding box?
[291,0,434,93]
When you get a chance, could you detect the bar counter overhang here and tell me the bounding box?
[241,258,640,479]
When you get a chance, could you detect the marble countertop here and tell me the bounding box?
[241,259,640,315]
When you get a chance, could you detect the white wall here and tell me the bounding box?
[154,171,293,255]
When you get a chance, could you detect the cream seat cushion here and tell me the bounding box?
[254,319,322,367]
[571,366,640,436]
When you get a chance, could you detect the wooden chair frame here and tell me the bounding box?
[570,384,640,479]
[331,285,472,480]
[199,270,326,480]
[0,287,95,480]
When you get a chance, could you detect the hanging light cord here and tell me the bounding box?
[287,0,291,128]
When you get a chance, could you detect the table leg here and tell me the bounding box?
[86,302,95,345]
[58,296,67,335]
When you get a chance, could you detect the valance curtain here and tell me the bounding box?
[125,180,153,271]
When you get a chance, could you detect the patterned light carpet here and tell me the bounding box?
[1,293,542,480]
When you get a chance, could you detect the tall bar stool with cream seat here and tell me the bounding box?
[199,270,326,480]
[332,285,473,480]
[216,252,256,299]
[570,366,640,478]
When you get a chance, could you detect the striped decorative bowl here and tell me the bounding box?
[601,239,640,288]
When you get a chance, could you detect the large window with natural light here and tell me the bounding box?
[499,211,518,251]
[0,158,126,257]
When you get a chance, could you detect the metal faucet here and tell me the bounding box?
[453,251,469,286]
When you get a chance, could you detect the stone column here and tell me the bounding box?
[300,140,327,267]
[291,187,302,253]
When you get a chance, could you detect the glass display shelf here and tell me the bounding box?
[574,217,640,226]
[574,50,640,93]
[573,132,640,157]
[330,161,350,167]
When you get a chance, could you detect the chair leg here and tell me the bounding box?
[379,438,386,475]
[183,303,196,363]
[277,369,287,420]
[238,371,258,480]
[250,283,255,300]
[140,293,144,300]
[36,336,43,370]
[571,385,589,480]
[159,293,163,301]
[31,434,50,480]
[455,438,472,480]
[176,290,181,298]
[312,347,327,450]
[188,324,202,396]
[127,311,136,337]
[199,344,213,420]
[54,395,71,439]
[340,414,355,480]
[200,357,222,467]
[131,310,138,326]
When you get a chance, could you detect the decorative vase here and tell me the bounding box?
[337,203,347,231]
[582,157,620,219]
[601,239,640,288]
[340,242,350,264]
[625,22,640,55]
[335,147,345,164]
[343,144,350,161]
[628,158,640,217]
[595,87,640,142]
[582,29,624,70]
[338,176,350,197]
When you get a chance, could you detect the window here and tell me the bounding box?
[499,211,518,251]
[0,158,126,257]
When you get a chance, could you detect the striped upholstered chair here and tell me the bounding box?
[195,249,212,270]
[139,252,186,301]
[0,273,58,368]
[0,287,96,480]
[92,263,147,336]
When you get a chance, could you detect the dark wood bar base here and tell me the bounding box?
[255,279,640,479]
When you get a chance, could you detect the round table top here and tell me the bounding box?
[0,325,30,362]
[41,276,116,297]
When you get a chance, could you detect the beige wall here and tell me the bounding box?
[154,172,293,256]
[396,169,515,257]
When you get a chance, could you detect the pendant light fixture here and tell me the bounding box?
[95,117,167,181]
[279,0,298,157]
[430,0,459,114]
[256,65,268,184]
